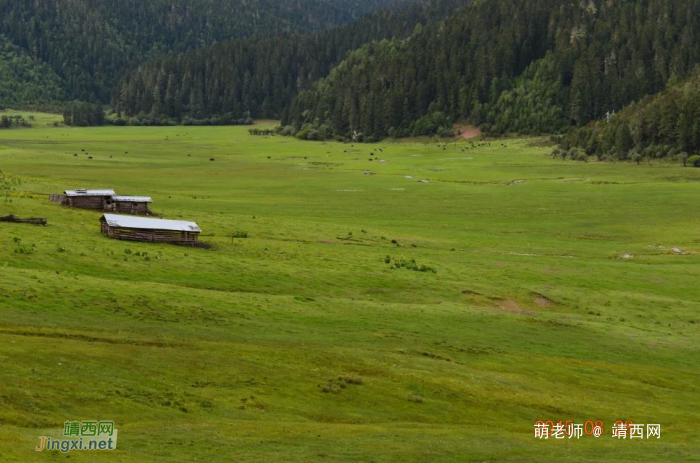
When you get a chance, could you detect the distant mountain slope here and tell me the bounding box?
[112,0,470,122]
[288,0,700,140]
[0,35,66,109]
[561,66,700,160]
[0,0,400,103]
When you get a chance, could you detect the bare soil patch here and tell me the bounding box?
[532,293,554,307]
[455,124,482,140]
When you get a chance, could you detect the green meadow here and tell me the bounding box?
[0,115,698,461]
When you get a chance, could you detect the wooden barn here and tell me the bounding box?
[100,213,201,245]
[105,195,152,215]
[61,189,116,209]
[51,189,153,215]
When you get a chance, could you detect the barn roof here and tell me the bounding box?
[101,214,201,232]
[111,195,153,203]
[65,189,116,196]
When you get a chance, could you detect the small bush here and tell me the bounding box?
[321,383,342,394]
[387,257,437,273]
[233,230,249,238]
[14,243,36,254]
[338,374,363,385]
[568,147,588,162]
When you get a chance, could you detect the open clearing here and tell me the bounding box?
[0,118,699,461]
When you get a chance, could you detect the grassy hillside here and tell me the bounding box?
[0,122,698,461]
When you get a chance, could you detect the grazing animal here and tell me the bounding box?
[88,156,93,159]
[210,158,215,161]
[73,153,77,156]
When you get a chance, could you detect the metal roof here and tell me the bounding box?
[101,214,201,232]
[111,195,153,203]
[65,189,116,197]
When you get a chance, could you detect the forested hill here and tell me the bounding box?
[561,66,700,161]
[0,35,66,109]
[0,0,400,105]
[112,0,471,123]
[287,0,700,140]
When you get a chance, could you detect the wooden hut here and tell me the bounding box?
[100,213,201,245]
[62,189,116,209]
[106,195,153,215]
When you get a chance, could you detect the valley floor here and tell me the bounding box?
[0,118,698,461]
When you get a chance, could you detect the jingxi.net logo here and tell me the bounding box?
[35,420,118,453]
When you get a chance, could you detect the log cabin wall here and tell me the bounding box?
[113,201,150,215]
[102,225,198,245]
[69,196,109,210]
[49,194,68,205]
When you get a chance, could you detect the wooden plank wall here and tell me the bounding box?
[69,196,107,209]
[102,225,198,245]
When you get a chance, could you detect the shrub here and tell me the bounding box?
[630,150,643,165]
[295,128,310,140]
[321,383,342,394]
[233,230,248,238]
[568,147,588,162]
[688,155,700,167]
[321,374,363,393]
[387,257,437,273]
[14,243,36,254]
[338,374,363,385]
